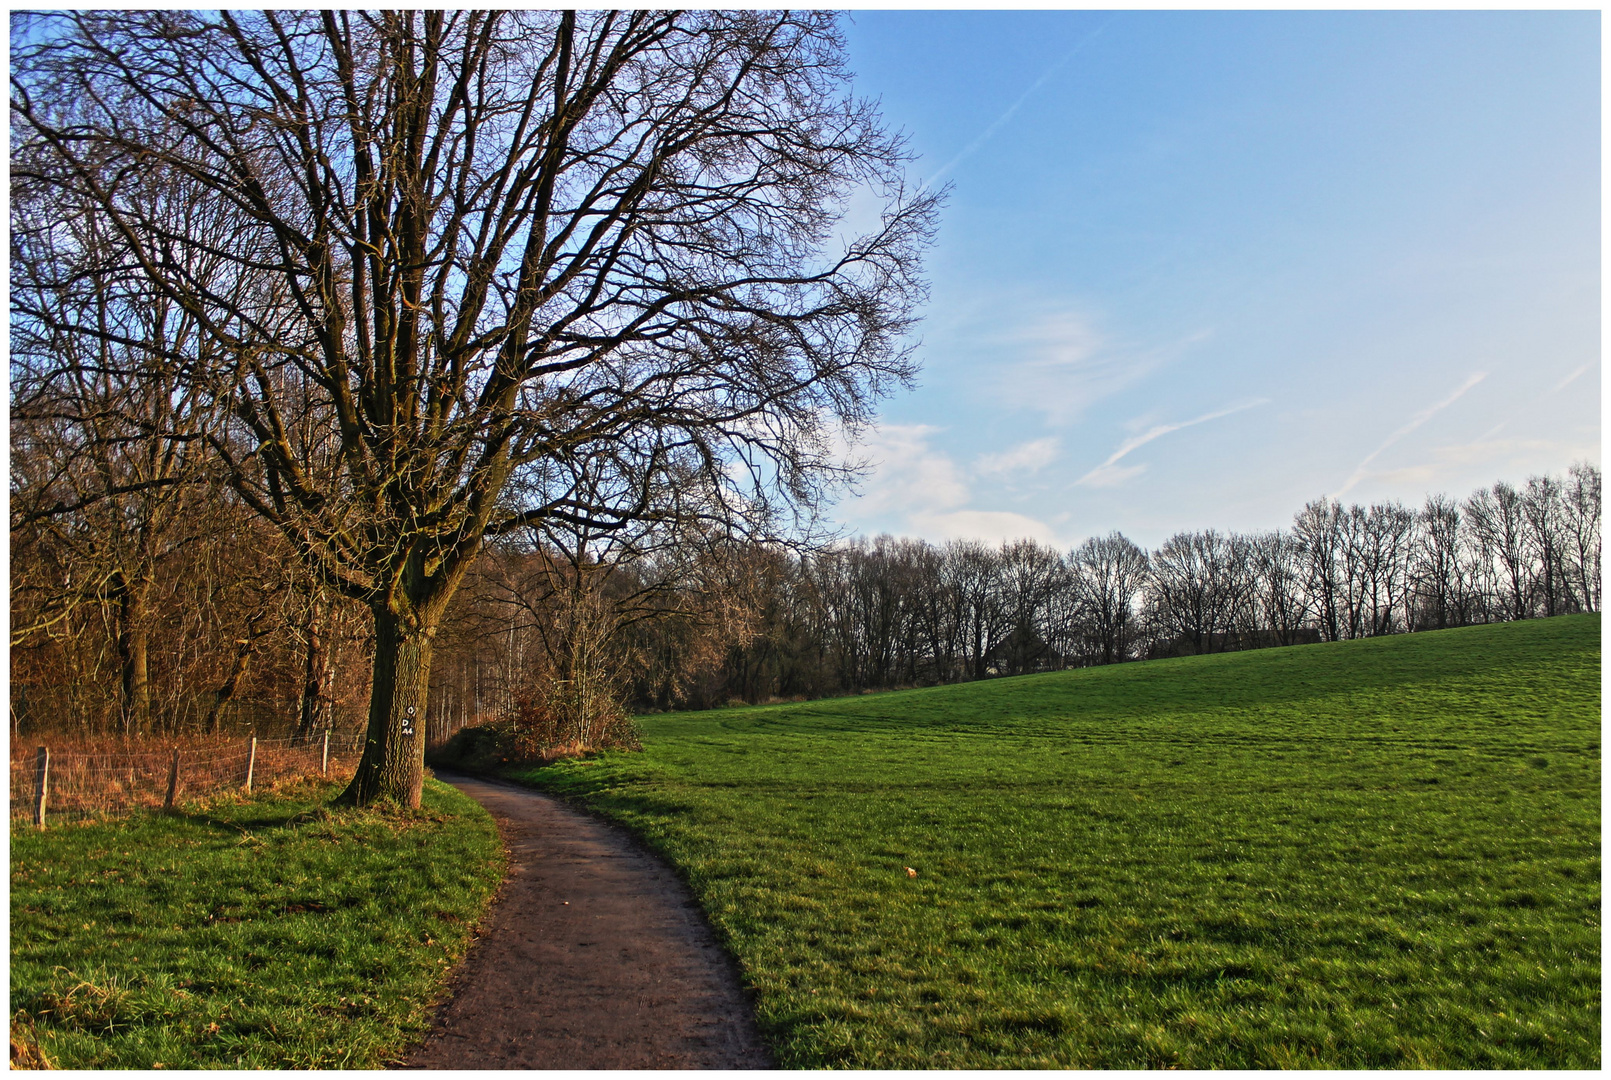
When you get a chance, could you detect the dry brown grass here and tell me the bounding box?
[8,732,365,823]
[9,1015,54,1069]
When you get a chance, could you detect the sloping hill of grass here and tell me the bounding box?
[513,615,1601,1068]
[9,778,503,1069]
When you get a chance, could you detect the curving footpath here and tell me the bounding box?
[403,772,771,1069]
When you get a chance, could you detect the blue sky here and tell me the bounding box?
[828,11,1600,550]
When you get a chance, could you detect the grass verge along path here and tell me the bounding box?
[512,615,1601,1068]
[10,776,503,1069]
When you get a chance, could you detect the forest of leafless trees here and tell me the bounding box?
[8,12,1599,768]
[12,456,1599,744]
[11,10,939,802]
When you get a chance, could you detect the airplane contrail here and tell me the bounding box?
[918,15,1116,194]
[1551,362,1591,394]
[1336,371,1487,497]
[1077,398,1269,487]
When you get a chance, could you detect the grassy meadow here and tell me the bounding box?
[514,614,1601,1068]
[9,777,503,1069]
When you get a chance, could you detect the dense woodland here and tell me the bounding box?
[12,452,1599,741]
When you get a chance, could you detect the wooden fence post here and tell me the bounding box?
[244,736,257,793]
[31,746,48,830]
[321,730,330,776]
[164,748,181,810]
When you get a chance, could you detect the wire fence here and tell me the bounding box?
[9,730,372,826]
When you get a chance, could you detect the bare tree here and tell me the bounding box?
[1246,530,1309,647]
[1412,494,1468,630]
[1560,462,1601,613]
[10,302,218,734]
[1293,499,1345,642]
[1068,532,1147,665]
[944,540,1008,680]
[1146,530,1249,655]
[905,540,963,684]
[14,11,938,804]
[289,584,362,746]
[1343,501,1416,637]
[993,539,1067,676]
[1522,474,1569,617]
[840,536,911,688]
[1465,481,1533,622]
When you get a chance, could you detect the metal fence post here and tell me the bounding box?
[244,736,257,793]
[322,729,330,776]
[31,746,49,830]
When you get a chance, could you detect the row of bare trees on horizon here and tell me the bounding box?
[12,440,1599,741]
[640,463,1601,705]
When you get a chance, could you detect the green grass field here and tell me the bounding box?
[514,615,1601,1068]
[9,777,502,1069]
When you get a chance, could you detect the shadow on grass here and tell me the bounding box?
[155,778,461,835]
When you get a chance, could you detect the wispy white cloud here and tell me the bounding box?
[1076,399,1271,488]
[835,423,1063,546]
[977,307,1211,425]
[846,423,969,515]
[910,508,1063,547]
[1368,435,1600,495]
[1336,372,1487,496]
[974,437,1060,478]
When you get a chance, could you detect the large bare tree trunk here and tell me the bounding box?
[341,606,434,808]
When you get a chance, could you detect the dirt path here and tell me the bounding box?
[403,773,771,1070]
